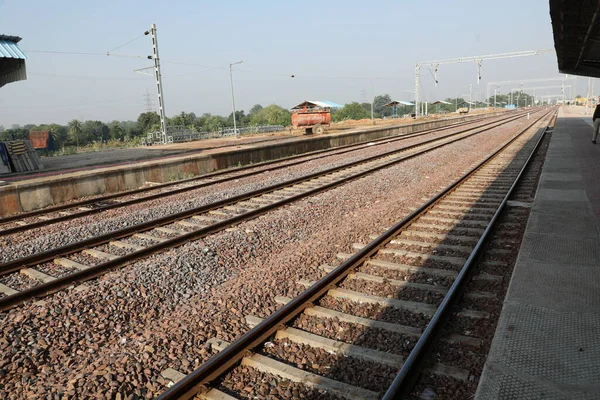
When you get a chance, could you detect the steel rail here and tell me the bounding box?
[0,110,544,311]
[0,111,531,276]
[381,117,554,399]
[0,111,528,234]
[154,108,555,400]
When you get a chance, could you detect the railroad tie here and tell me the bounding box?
[0,283,18,296]
[206,337,380,400]
[318,265,448,295]
[82,249,119,260]
[21,268,56,283]
[54,258,90,271]
[245,315,404,368]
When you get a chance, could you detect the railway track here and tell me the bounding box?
[0,109,545,311]
[153,108,556,400]
[0,111,531,237]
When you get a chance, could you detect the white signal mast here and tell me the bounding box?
[414,49,553,118]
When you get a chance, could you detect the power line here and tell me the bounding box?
[106,33,147,55]
[25,50,401,81]
[0,95,142,111]
[29,72,146,81]
[24,50,147,59]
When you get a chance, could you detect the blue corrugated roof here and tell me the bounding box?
[0,39,27,59]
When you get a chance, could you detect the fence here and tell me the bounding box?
[142,125,286,145]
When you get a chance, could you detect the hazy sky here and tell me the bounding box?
[0,0,572,126]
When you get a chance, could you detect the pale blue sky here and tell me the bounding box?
[0,0,568,126]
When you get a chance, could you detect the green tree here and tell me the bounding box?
[227,110,246,126]
[68,119,83,147]
[250,105,291,126]
[0,128,28,141]
[81,120,109,143]
[332,102,370,122]
[374,94,392,117]
[168,111,196,127]
[109,121,125,141]
[137,112,161,134]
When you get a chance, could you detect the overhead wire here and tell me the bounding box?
[106,33,147,55]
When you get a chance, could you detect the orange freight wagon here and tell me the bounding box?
[290,100,342,134]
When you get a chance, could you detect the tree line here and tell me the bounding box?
[0,103,295,149]
[0,93,437,149]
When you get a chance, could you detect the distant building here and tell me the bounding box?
[0,34,27,88]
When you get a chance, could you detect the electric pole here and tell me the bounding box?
[229,60,243,136]
[148,24,167,144]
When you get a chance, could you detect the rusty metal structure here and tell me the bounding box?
[291,100,341,134]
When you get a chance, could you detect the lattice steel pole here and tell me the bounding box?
[149,24,167,144]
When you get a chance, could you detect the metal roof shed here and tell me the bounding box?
[383,100,415,107]
[550,1,600,77]
[0,35,27,88]
[291,100,343,110]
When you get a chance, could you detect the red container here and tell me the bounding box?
[291,110,331,128]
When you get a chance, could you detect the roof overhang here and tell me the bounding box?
[0,34,27,88]
[550,0,600,77]
[384,100,414,107]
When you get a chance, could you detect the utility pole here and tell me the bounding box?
[370,80,374,123]
[494,87,497,108]
[469,84,473,109]
[148,24,167,144]
[229,60,243,136]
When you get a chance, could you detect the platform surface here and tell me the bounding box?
[476,107,600,399]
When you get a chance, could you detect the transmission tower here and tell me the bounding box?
[144,88,155,112]
[360,89,368,104]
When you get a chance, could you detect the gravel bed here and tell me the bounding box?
[339,278,445,305]
[386,242,472,258]
[149,229,180,239]
[0,113,538,264]
[94,244,134,257]
[292,314,417,357]
[410,129,547,400]
[374,253,460,271]
[262,338,397,392]
[121,237,160,248]
[0,115,542,398]
[429,339,483,372]
[67,252,102,267]
[0,273,39,291]
[217,365,343,399]
[318,296,430,328]
[35,262,76,278]
[398,233,475,247]
[408,372,476,400]
[358,264,455,287]
[460,296,502,313]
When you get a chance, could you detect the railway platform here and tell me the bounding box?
[475,107,600,399]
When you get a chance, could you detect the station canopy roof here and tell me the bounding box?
[291,100,343,110]
[383,100,414,107]
[0,34,27,88]
[550,0,600,78]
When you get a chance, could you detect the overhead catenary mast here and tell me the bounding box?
[414,49,553,118]
[148,24,168,144]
